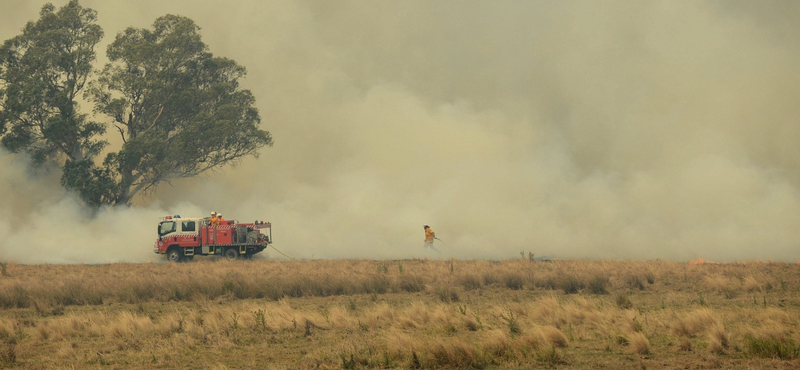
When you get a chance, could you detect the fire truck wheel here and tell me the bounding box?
[224,248,239,260]
[167,248,182,263]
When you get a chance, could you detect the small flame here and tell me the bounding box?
[687,257,717,265]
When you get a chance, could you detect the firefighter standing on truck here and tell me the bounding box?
[424,225,440,252]
[210,211,219,226]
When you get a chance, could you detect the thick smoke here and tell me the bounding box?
[1,1,799,263]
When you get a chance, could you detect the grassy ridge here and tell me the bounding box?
[0,259,798,369]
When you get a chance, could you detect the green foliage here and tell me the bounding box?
[499,309,520,336]
[744,335,799,360]
[60,158,120,207]
[86,14,272,205]
[1,4,272,207]
[0,0,106,168]
[253,309,267,332]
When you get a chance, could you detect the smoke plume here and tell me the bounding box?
[2,1,800,263]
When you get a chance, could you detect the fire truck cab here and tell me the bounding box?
[154,215,272,262]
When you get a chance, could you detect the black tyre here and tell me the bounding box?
[167,248,183,263]
[224,248,239,260]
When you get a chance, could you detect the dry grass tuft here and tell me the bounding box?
[678,337,692,351]
[482,329,512,358]
[541,326,568,348]
[670,308,719,338]
[426,338,482,368]
[703,274,740,298]
[742,276,763,292]
[707,321,729,354]
[628,332,650,354]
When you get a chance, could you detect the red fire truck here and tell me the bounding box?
[153,215,272,262]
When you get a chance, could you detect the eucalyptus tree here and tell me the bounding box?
[0,1,106,180]
[85,14,273,206]
[2,2,272,206]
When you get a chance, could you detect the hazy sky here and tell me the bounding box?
[1,0,799,263]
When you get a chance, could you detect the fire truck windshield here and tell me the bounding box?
[159,221,176,236]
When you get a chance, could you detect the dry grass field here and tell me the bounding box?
[0,258,798,369]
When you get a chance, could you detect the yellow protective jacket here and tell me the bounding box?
[425,228,435,242]
[210,215,219,226]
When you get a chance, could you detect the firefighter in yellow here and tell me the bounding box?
[424,225,440,252]
[210,211,220,226]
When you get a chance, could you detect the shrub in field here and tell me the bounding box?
[625,275,645,290]
[588,275,609,294]
[482,271,499,286]
[744,335,799,359]
[459,274,483,291]
[398,274,425,293]
[558,275,584,294]
[434,286,459,303]
[0,285,30,309]
[644,272,655,285]
[500,309,521,336]
[503,273,525,290]
[362,275,390,294]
